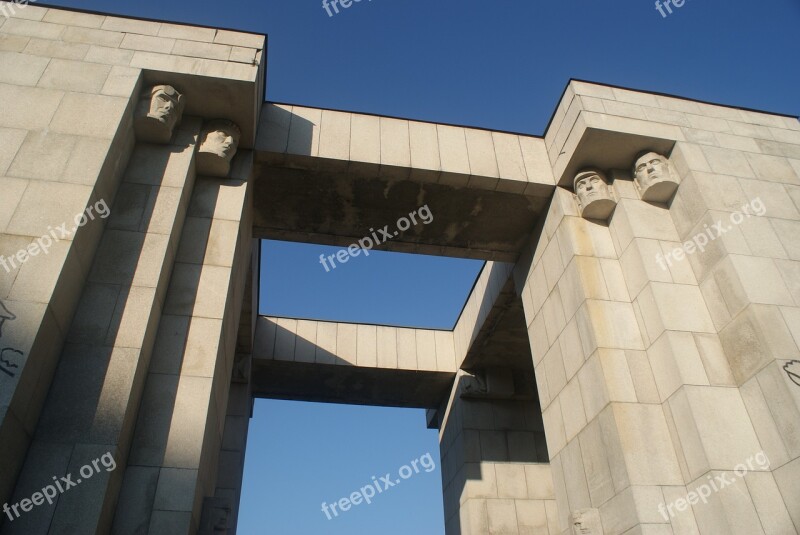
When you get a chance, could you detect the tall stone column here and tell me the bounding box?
[112,154,254,534]
[198,357,252,535]
[0,54,135,512]
[436,370,558,534]
[517,187,683,534]
[665,140,800,533]
[3,103,202,534]
[518,154,800,533]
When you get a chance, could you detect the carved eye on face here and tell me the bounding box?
[578,176,601,192]
[156,94,174,109]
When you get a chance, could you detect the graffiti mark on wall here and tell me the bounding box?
[785,361,800,388]
[0,300,24,381]
[0,300,16,338]
[0,348,21,377]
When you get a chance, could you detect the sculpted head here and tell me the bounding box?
[199,120,241,161]
[574,169,611,206]
[197,119,242,177]
[634,152,670,190]
[573,168,616,220]
[134,85,184,143]
[633,151,680,202]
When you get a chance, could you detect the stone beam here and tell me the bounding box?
[251,316,458,407]
[250,260,539,408]
[252,104,556,261]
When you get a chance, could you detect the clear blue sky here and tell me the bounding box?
[41,0,800,533]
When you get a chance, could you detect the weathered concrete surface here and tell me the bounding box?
[253,104,556,261]
[253,166,550,261]
[252,360,456,408]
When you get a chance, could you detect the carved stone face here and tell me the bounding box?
[634,152,670,190]
[200,121,241,161]
[573,169,616,220]
[197,120,242,177]
[575,170,610,205]
[149,86,181,124]
[134,85,184,143]
[633,151,680,202]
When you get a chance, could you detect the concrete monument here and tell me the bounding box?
[1,6,799,535]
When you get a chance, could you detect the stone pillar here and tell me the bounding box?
[665,141,800,533]
[537,80,800,533]
[608,172,753,535]
[2,109,202,534]
[0,57,135,512]
[517,187,682,534]
[112,155,254,534]
[436,370,558,535]
[519,145,800,533]
[198,356,252,535]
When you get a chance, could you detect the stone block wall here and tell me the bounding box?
[518,80,800,534]
[0,4,264,534]
[438,372,558,535]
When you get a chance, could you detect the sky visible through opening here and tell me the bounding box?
[239,400,446,534]
[37,0,800,532]
[259,240,484,329]
[248,242,481,532]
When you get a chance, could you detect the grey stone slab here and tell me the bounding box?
[50,92,128,139]
[0,50,49,85]
[1,18,65,40]
[62,26,123,47]
[37,58,111,93]
[0,83,64,130]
